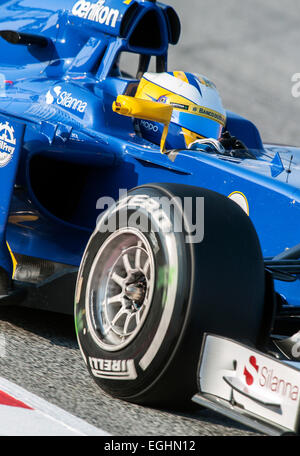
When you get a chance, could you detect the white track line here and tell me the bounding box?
[0,376,110,436]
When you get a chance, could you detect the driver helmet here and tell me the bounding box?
[135,71,226,149]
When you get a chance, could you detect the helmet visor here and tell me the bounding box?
[173,107,225,141]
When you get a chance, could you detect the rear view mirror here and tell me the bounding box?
[112,95,173,152]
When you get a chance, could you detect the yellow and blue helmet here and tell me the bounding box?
[135,71,226,149]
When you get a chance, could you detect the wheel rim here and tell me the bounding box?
[86,228,155,351]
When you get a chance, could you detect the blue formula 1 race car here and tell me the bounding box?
[0,0,299,435]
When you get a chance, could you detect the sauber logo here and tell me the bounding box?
[72,0,120,28]
[45,85,61,105]
[0,121,16,167]
[243,355,299,401]
[243,355,259,385]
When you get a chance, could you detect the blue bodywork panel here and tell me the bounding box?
[0,0,299,307]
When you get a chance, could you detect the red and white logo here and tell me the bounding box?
[243,355,299,401]
[243,355,259,385]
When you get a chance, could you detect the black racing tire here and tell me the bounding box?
[75,183,267,407]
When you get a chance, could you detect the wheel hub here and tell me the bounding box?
[125,275,147,309]
[86,229,155,351]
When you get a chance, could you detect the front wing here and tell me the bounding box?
[193,334,300,435]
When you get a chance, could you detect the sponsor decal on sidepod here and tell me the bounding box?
[0,121,16,167]
[46,86,87,118]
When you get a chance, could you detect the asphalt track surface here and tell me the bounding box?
[0,0,299,438]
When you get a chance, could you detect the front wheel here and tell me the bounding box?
[75,183,267,407]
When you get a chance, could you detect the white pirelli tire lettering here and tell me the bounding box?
[89,358,137,379]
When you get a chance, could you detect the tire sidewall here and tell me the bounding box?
[75,186,193,399]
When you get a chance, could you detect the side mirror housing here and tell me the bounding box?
[112,95,173,152]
